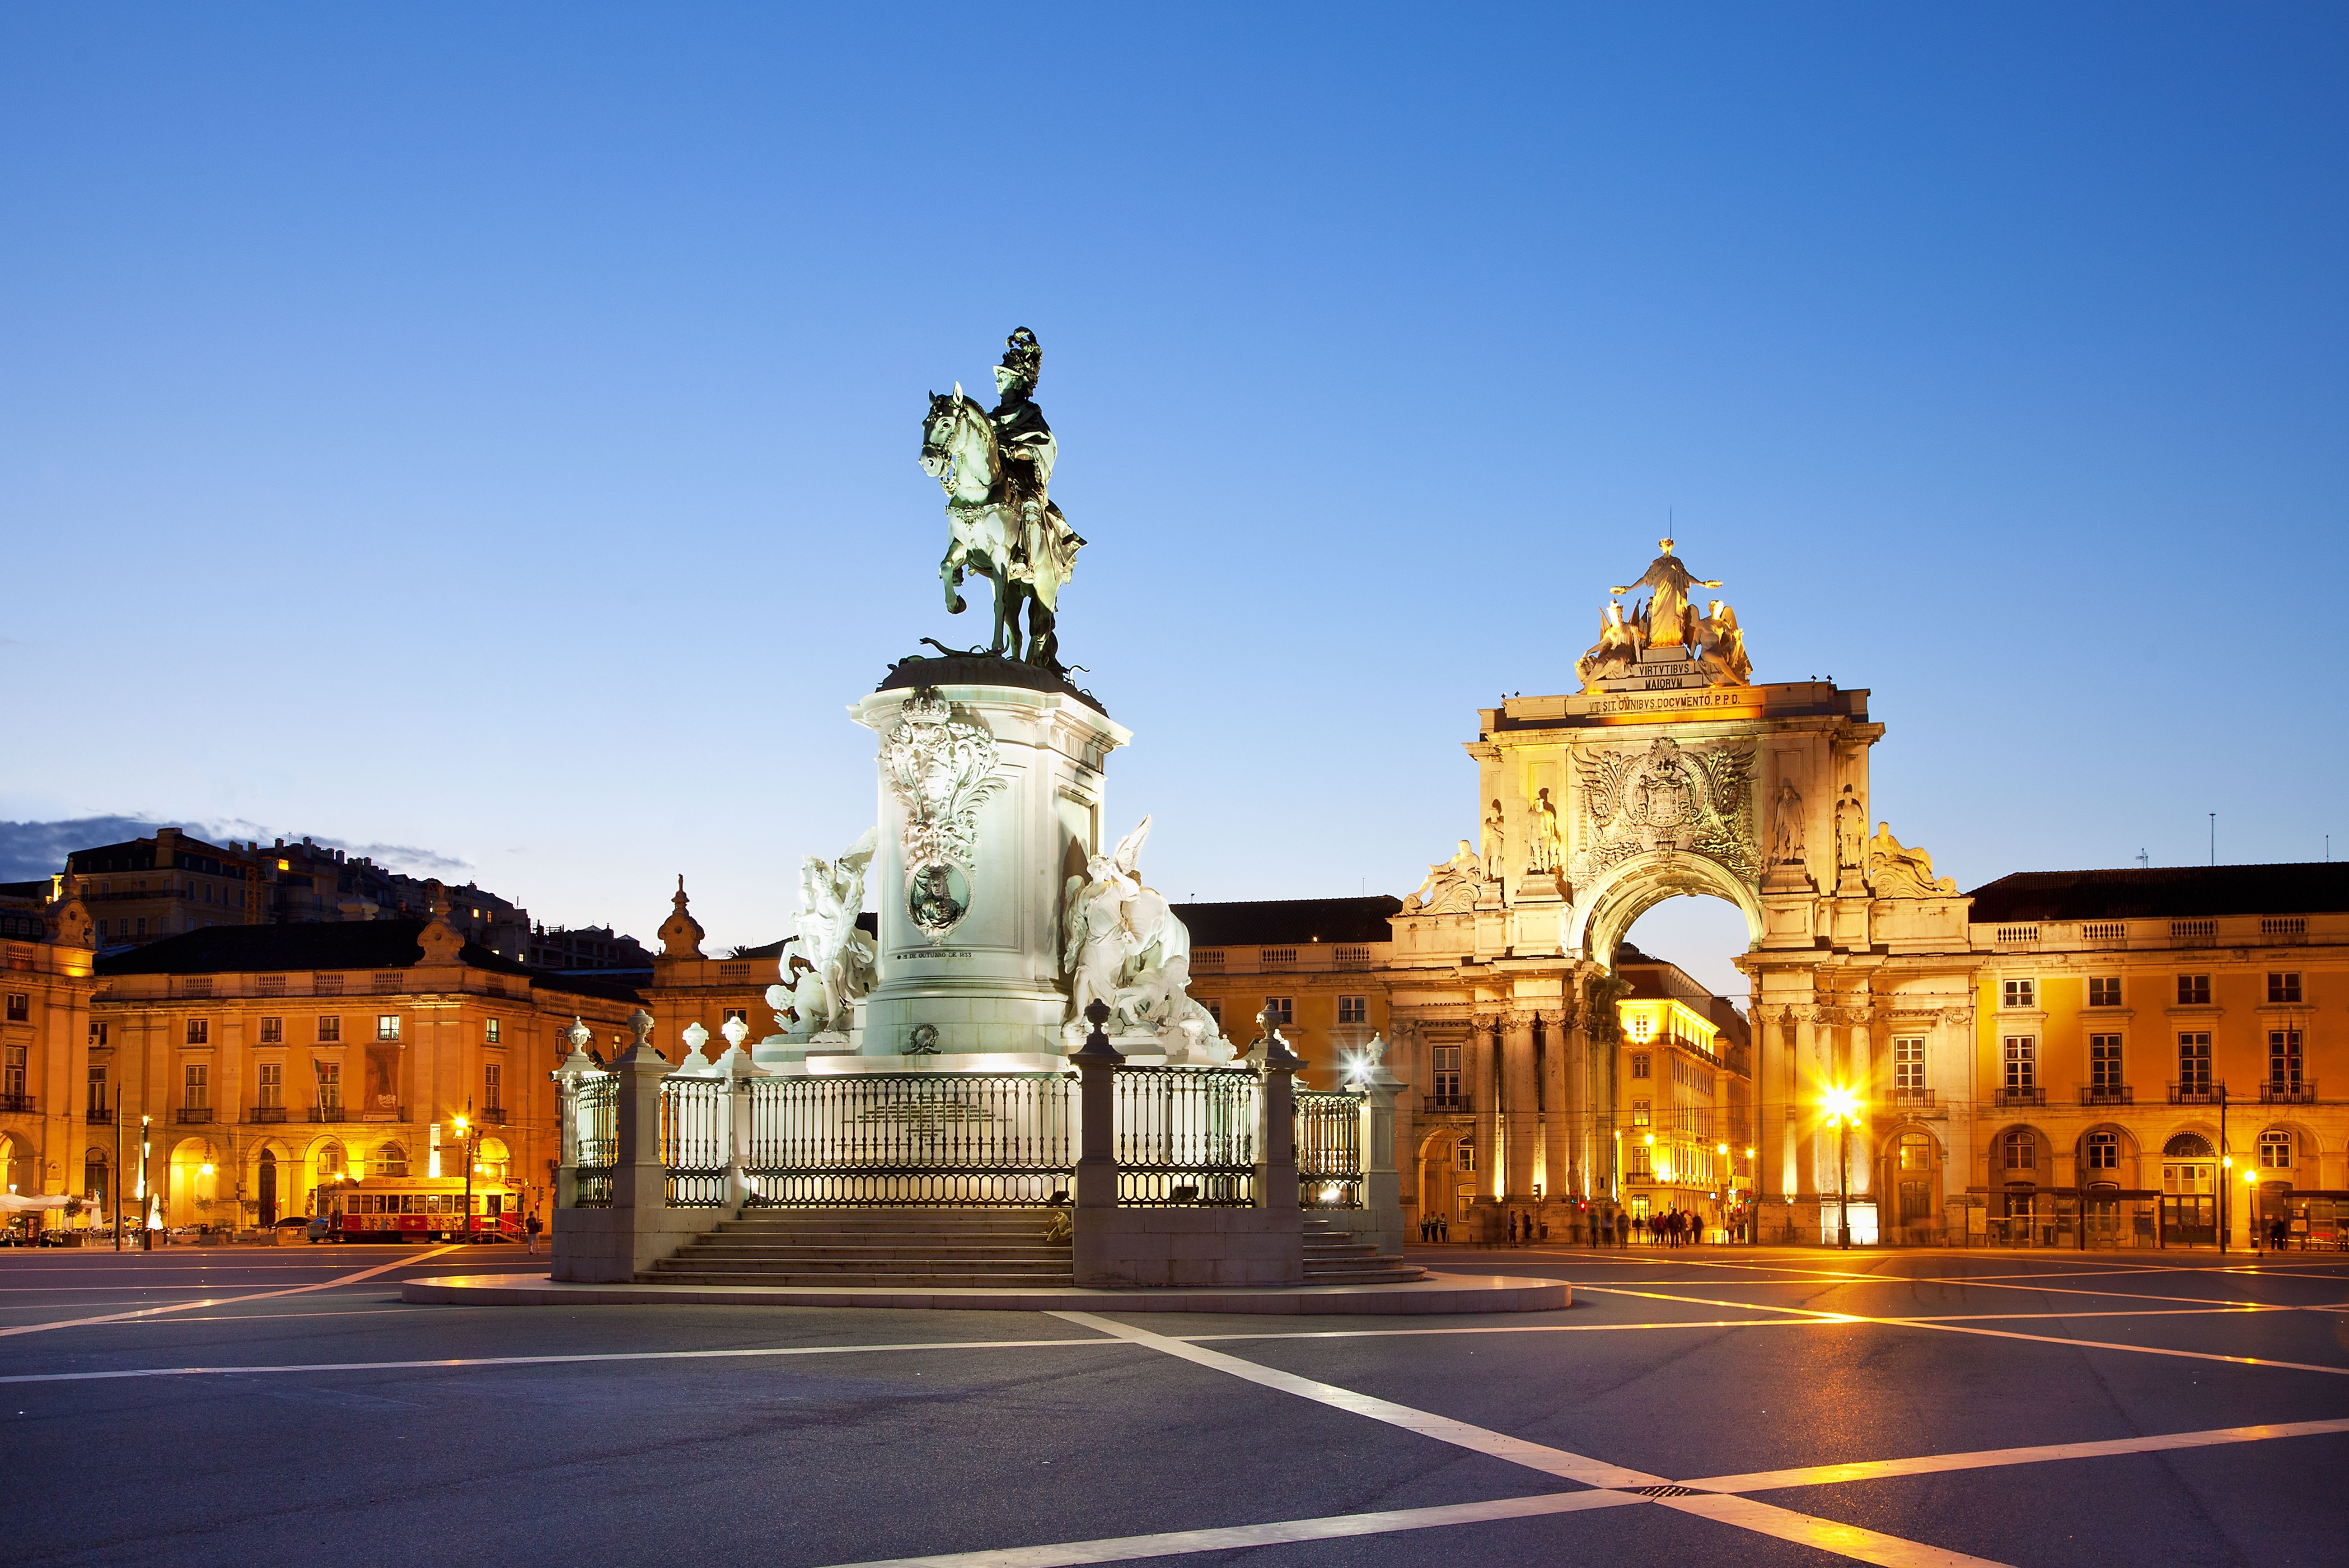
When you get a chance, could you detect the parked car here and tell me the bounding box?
[272,1214,311,1230]
[304,1215,336,1242]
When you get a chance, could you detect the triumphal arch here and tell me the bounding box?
[1384,539,1976,1244]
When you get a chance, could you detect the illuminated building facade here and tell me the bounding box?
[1614,946,1752,1233]
[0,878,640,1235]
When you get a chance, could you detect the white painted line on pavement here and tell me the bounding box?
[0,1335,1114,1383]
[1576,1283,2349,1376]
[1049,1311,2011,1568]
[816,1487,1648,1567]
[1683,1415,2349,1493]
[0,1247,456,1339]
[1051,1311,1664,1488]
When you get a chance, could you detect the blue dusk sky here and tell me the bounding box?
[2,6,2343,995]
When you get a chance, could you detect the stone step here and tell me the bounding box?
[646,1269,1078,1287]
[684,1241,1071,1258]
[675,1252,1072,1270]
[655,1258,1074,1278]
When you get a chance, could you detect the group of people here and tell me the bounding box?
[1415,1207,1720,1246]
[1634,1208,1706,1246]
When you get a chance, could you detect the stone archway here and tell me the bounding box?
[1566,849,1766,970]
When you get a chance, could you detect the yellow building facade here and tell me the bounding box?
[2,879,641,1236]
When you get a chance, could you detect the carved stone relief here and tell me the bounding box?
[880,689,1006,941]
[1571,737,1757,887]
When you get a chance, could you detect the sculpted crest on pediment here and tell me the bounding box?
[1570,737,1758,887]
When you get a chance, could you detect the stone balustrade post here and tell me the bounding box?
[551,1018,595,1211]
[1072,999,1123,1211]
[1257,1006,1301,1213]
[716,1018,757,1213]
[610,1010,670,1213]
[1360,1036,1406,1255]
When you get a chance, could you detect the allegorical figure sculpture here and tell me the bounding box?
[1481,800,1507,882]
[1834,784,1868,892]
[1576,600,1643,690]
[1766,779,1806,868]
[919,328,1086,671]
[1526,786,1563,875]
[1399,840,1485,915]
[766,829,880,1041]
[1867,822,1958,896]
[1697,599,1752,686]
[1579,539,1753,691]
[1062,817,1228,1060]
[1612,537,1722,651]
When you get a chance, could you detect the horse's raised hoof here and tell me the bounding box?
[946,595,966,615]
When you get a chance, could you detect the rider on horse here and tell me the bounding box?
[989,328,1083,604]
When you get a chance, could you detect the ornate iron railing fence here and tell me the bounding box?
[742,1072,1075,1207]
[1113,1065,1259,1206]
[661,1076,729,1208]
[572,1071,617,1209]
[1296,1087,1366,1209]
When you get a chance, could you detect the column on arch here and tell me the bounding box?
[1792,1006,1819,1200]
[1541,1006,1574,1207]
[1469,1011,1502,1206]
[1848,1005,1877,1200]
[1502,1009,1538,1203]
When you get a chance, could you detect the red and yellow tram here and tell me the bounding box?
[323,1176,524,1243]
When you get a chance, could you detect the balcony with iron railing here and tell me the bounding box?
[1992,1085,2045,1108]
[2168,1081,2227,1106]
[175,1106,213,1124]
[2260,1079,2316,1105]
[309,1104,348,1123]
[244,1105,289,1123]
[1421,1093,1474,1114]
[1890,1087,1937,1110]
[0,1092,35,1115]
[2079,1085,2135,1107]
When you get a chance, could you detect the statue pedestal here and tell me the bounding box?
[849,659,1130,1059]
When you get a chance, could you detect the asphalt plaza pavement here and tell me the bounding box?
[5,1240,2347,1566]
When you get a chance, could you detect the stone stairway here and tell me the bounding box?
[1302,1217,1427,1284]
[643,1207,1423,1288]
[644,1208,1075,1287]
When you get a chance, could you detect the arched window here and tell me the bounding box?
[1456,1136,1476,1173]
[2085,1131,2119,1171]
[316,1141,345,1177]
[2164,1132,2214,1160]
[84,1157,108,1206]
[2259,1130,2293,1169]
[1897,1132,1933,1171]
[372,1141,409,1178]
[2002,1130,2036,1171]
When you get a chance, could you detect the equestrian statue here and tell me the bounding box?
[919,328,1086,672]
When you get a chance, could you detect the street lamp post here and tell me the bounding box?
[452,1104,476,1243]
[1716,1143,1730,1246]
[2245,1167,2260,1254]
[138,1114,152,1252]
[1823,1087,1860,1251]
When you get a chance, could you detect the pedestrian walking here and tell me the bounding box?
[525,1209,543,1256]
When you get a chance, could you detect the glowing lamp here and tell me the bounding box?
[198,1163,214,1176]
[1822,1085,1861,1124]
[2244,1169,2259,1186]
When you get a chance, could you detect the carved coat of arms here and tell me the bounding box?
[1571,737,1757,886]
[880,690,1006,940]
